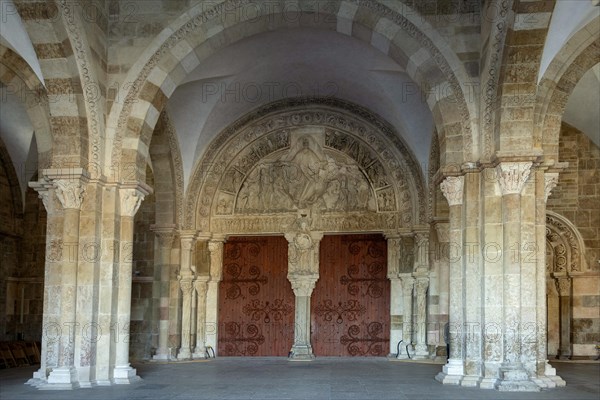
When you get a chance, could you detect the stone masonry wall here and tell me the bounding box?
[547,122,600,357]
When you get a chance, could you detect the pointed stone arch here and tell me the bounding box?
[186,98,426,233]
[106,0,476,184]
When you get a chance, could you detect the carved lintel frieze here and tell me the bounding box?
[440,176,464,206]
[288,274,319,297]
[496,162,532,196]
[544,172,559,203]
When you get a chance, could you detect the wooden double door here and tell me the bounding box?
[311,234,390,356]
[217,234,389,356]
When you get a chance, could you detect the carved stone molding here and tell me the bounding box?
[546,211,586,273]
[440,176,464,206]
[54,179,86,210]
[161,112,185,227]
[187,99,426,232]
[119,188,145,217]
[208,240,224,281]
[288,274,319,297]
[386,236,402,279]
[555,277,571,297]
[544,173,560,203]
[496,162,532,196]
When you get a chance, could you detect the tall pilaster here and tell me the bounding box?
[42,170,88,389]
[113,185,148,384]
[192,277,209,358]
[436,176,465,384]
[495,162,537,391]
[535,172,564,387]
[555,277,572,360]
[151,226,175,360]
[27,178,64,386]
[177,232,196,360]
[461,168,483,387]
[205,236,225,354]
[412,231,430,359]
[285,227,323,360]
[413,276,430,359]
[384,233,402,356]
[398,274,414,359]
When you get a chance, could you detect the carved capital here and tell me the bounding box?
[440,176,464,206]
[155,231,175,248]
[544,172,559,203]
[179,278,194,296]
[29,181,57,213]
[399,275,414,297]
[415,277,429,295]
[181,236,196,252]
[288,274,319,297]
[496,162,532,195]
[434,222,449,243]
[54,179,86,210]
[555,277,571,297]
[119,188,145,217]
[193,277,209,297]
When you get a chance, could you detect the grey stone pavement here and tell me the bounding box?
[0,358,598,400]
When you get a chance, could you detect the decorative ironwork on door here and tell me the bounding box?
[311,234,390,356]
[218,236,294,356]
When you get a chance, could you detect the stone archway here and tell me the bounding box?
[179,98,427,359]
[545,211,588,359]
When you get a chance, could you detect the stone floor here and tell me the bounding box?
[1,359,598,400]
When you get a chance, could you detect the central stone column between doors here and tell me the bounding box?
[285,227,323,361]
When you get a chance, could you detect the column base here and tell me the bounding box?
[152,347,173,361]
[497,366,540,392]
[289,345,315,361]
[435,359,464,385]
[112,365,142,384]
[479,377,499,389]
[177,348,192,360]
[26,368,47,387]
[192,346,207,359]
[412,344,430,360]
[460,376,482,387]
[39,367,80,390]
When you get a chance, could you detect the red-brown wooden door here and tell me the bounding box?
[218,236,294,356]
[311,234,390,356]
